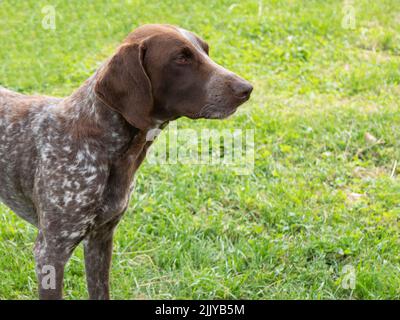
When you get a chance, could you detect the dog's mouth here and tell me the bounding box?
[205,107,238,119]
[192,103,239,120]
[185,91,251,120]
[191,101,245,119]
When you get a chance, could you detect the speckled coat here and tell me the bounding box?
[0,76,155,299]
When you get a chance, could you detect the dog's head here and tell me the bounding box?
[95,24,253,130]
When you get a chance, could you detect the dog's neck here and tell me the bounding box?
[60,71,174,162]
[61,75,142,154]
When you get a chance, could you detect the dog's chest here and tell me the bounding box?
[96,130,155,224]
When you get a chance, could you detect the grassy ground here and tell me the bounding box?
[0,0,399,299]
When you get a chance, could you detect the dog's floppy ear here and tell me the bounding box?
[95,42,153,130]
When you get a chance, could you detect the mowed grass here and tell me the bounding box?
[0,0,399,299]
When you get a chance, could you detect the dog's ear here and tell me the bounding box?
[95,42,153,130]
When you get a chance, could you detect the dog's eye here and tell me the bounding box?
[174,50,192,65]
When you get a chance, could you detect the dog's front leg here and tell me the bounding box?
[83,219,119,300]
[34,231,79,300]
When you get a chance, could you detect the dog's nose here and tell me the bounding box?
[230,79,253,100]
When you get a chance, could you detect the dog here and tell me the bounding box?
[0,24,253,299]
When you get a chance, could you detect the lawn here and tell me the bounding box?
[0,0,399,299]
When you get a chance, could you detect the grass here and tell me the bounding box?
[0,0,399,299]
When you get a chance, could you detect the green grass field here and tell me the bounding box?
[0,0,399,299]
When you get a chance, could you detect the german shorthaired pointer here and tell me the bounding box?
[0,24,253,299]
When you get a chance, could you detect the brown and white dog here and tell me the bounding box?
[0,24,253,299]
